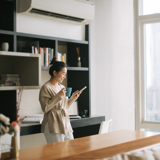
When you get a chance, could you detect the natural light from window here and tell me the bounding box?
[139,0,160,15]
[145,22,160,122]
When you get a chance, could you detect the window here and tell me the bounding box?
[135,0,160,131]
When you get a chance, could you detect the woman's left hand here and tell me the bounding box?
[73,90,82,99]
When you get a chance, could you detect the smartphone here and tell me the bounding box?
[75,86,87,95]
[80,86,87,92]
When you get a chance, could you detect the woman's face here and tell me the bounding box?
[53,67,67,83]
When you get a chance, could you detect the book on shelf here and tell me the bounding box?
[5,82,20,86]
[1,74,20,79]
[61,54,64,62]
[46,48,48,66]
[31,46,34,54]
[44,48,49,66]
[57,52,66,64]
[0,80,20,86]
[63,53,66,64]
[48,48,54,65]
[1,74,19,77]
[39,47,44,66]
[22,114,44,124]
[0,74,20,86]
[57,52,61,61]
[3,80,20,83]
[48,48,51,64]
[51,48,54,59]
[39,48,54,66]
[34,47,38,54]
[48,51,50,65]
[1,77,20,80]
[26,41,39,54]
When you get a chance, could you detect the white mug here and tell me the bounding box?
[1,42,9,51]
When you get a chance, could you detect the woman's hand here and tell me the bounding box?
[73,90,82,99]
[58,88,66,97]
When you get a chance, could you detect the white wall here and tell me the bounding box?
[90,0,135,131]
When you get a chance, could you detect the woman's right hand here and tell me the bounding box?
[58,88,66,97]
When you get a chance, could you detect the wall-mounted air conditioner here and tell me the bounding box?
[17,0,95,25]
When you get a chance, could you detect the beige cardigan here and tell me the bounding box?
[39,81,76,135]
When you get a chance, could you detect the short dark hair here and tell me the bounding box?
[49,57,67,77]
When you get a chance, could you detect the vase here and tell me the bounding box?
[10,135,19,158]
[16,131,20,150]
[1,42,9,51]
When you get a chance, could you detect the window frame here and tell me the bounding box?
[134,0,160,131]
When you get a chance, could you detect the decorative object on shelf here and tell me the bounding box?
[79,109,88,118]
[0,114,20,159]
[78,57,81,67]
[16,86,23,122]
[1,42,9,51]
[76,47,81,67]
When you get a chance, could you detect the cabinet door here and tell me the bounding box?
[0,90,17,123]
[0,0,14,31]
[68,71,89,116]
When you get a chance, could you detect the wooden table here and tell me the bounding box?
[4,130,160,160]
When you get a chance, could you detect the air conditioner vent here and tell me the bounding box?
[30,8,84,22]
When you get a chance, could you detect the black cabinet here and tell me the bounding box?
[20,116,105,138]
[0,0,14,31]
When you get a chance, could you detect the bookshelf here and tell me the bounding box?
[0,51,41,90]
[0,0,91,121]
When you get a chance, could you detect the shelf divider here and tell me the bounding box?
[16,32,88,44]
[41,66,89,71]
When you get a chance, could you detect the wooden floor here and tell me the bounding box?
[3,130,160,160]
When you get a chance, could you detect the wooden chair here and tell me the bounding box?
[98,119,112,134]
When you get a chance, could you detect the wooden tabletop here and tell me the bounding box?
[6,130,160,160]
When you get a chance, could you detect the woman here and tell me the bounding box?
[39,57,81,143]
